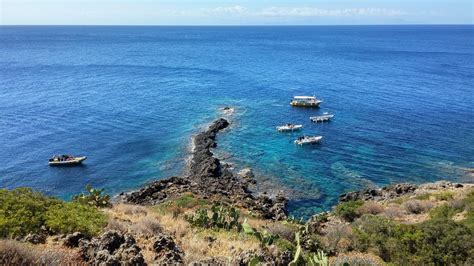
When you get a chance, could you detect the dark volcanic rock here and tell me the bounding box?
[121,118,288,220]
[152,233,185,265]
[339,183,418,202]
[23,233,46,245]
[64,232,87,248]
[234,250,275,265]
[79,230,145,266]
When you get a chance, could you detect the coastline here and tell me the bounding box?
[119,116,288,220]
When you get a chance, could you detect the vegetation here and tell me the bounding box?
[0,187,107,238]
[0,188,60,238]
[72,184,111,208]
[242,219,279,247]
[333,200,364,222]
[351,214,474,265]
[185,203,241,231]
[45,202,107,237]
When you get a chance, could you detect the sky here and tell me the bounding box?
[1,0,473,25]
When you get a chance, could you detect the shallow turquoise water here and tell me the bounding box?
[0,26,473,217]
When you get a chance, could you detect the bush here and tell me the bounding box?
[129,215,163,237]
[419,217,473,265]
[429,204,461,220]
[45,202,107,237]
[72,184,111,208]
[402,200,433,214]
[351,214,474,265]
[0,240,81,264]
[185,203,241,231]
[330,252,384,266]
[333,201,364,222]
[242,219,279,247]
[462,189,474,230]
[358,202,384,215]
[382,204,405,218]
[0,188,60,238]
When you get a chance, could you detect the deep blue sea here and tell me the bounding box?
[1,26,473,217]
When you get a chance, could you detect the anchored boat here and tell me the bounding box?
[290,96,322,107]
[294,135,322,145]
[48,155,87,166]
[310,112,334,123]
[277,124,303,132]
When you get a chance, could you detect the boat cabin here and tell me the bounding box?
[290,96,322,107]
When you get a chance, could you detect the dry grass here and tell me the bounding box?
[330,252,384,266]
[130,215,163,237]
[321,223,354,253]
[358,202,385,215]
[155,211,262,263]
[0,240,83,265]
[106,203,265,264]
[382,204,405,219]
[402,199,434,214]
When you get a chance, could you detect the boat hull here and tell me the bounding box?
[295,136,323,145]
[277,125,303,132]
[48,156,87,166]
[290,101,321,107]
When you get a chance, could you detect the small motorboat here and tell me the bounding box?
[294,135,323,145]
[277,124,303,132]
[48,155,87,166]
[290,96,322,107]
[310,112,334,123]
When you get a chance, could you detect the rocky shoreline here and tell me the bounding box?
[120,118,288,220]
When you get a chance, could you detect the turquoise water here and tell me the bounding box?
[1,26,473,216]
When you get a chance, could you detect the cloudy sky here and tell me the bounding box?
[1,0,473,25]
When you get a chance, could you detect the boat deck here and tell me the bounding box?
[310,114,334,123]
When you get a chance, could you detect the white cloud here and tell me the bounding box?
[202,6,247,16]
[258,7,406,17]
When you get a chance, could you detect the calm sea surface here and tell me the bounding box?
[1,26,473,217]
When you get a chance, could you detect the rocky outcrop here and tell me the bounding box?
[121,118,288,220]
[79,230,145,265]
[152,233,185,265]
[234,250,278,265]
[339,183,418,202]
[23,233,46,245]
[339,181,466,203]
[63,232,87,248]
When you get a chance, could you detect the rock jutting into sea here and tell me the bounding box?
[120,118,288,220]
[338,180,464,203]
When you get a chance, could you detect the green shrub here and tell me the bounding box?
[351,214,474,265]
[72,184,111,208]
[0,187,107,238]
[0,188,60,238]
[306,250,328,266]
[429,204,461,220]
[434,191,454,201]
[275,238,296,253]
[186,203,241,231]
[45,202,107,237]
[242,219,279,247]
[418,217,473,265]
[334,201,364,222]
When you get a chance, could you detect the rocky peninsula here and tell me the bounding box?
[120,118,288,220]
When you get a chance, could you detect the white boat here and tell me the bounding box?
[290,96,322,107]
[294,136,323,145]
[310,113,334,123]
[277,124,303,132]
[48,155,87,166]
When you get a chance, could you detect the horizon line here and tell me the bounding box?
[1,23,473,27]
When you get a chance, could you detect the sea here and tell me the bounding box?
[1,25,473,217]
